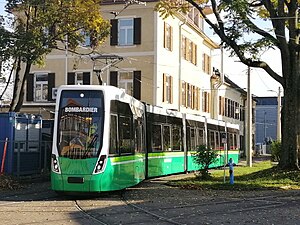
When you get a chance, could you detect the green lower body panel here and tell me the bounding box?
[187,150,240,171]
[147,152,185,178]
[51,155,146,192]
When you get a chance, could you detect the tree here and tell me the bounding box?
[192,145,218,179]
[0,0,110,111]
[156,0,300,170]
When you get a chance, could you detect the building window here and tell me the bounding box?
[67,72,90,85]
[219,96,225,116]
[119,71,133,95]
[187,84,192,108]
[181,81,186,107]
[80,30,91,47]
[110,18,141,46]
[75,72,83,85]
[202,53,211,74]
[188,7,201,28]
[164,22,173,51]
[35,74,48,101]
[202,91,210,113]
[163,73,173,103]
[181,35,197,65]
[119,18,134,46]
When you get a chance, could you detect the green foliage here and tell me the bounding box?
[0,0,111,111]
[168,161,300,191]
[3,0,110,64]
[192,145,218,180]
[271,140,281,162]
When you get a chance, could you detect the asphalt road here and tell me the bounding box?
[0,174,300,225]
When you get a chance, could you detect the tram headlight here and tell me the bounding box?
[51,154,60,173]
[94,155,107,173]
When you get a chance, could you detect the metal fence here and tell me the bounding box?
[0,139,52,177]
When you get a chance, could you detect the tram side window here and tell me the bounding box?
[190,127,196,151]
[215,131,220,150]
[229,133,236,149]
[109,114,118,155]
[197,129,205,146]
[187,127,191,151]
[163,125,171,151]
[119,116,133,154]
[152,124,162,151]
[209,130,215,149]
[172,125,181,151]
[134,119,144,153]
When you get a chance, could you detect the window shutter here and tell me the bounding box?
[170,76,173,104]
[208,92,211,113]
[170,26,173,51]
[47,73,55,101]
[163,22,167,48]
[110,71,118,87]
[67,72,75,85]
[110,19,118,46]
[184,82,187,107]
[134,18,141,45]
[192,43,197,65]
[192,85,195,109]
[26,73,34,101]
[163,73,166,102]
[208,55,211,74]
[222,97,225,116]
[202,53,205,72]
[197,88,200,110]
[83,72,90,85]
[133,71,141,100]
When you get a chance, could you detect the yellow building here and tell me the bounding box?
[20,0,251,148]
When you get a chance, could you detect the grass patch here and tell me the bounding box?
[168,161,300,191]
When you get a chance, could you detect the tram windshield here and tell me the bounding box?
[57,90,104,159]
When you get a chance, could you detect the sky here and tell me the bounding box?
[0,1,283,98]
[213,48,282,97]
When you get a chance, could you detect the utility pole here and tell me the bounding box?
[277,87,281,141]
[264,111,267,142]
[246,66,252,167]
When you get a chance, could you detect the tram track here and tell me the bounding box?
[74,200,110,225]
[73,190,186,225]
[121,190,185,225]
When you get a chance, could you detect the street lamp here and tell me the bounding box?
[268,87,282,141]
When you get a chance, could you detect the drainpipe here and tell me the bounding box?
[178,18,186,111]
[212,46,224,119]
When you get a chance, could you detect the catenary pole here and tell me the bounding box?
[246,66,252,167]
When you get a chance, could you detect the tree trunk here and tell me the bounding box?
[9,57,22,111]
[279,52,300,170]
[13,62,32,112]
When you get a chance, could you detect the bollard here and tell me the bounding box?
[227,158,236,185]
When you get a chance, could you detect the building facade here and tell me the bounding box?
[13,0,254,152]
[255,97,279,144]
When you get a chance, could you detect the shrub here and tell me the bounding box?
[270,140,281,162]
[192,145,218,180]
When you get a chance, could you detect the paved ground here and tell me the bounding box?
[0,157,299,225]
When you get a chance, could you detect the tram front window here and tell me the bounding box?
[57,90,104,159]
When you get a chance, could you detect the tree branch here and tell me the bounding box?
[244,17,279,47]
[184,0,284,86]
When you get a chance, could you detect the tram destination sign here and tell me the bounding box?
[65,107,98,113]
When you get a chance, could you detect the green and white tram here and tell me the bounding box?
[51,85,240,193]
[51,85,146,192]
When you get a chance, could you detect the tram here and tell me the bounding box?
[51,85,240,193]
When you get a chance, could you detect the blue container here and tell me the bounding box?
[0,112,42,175]
[0,112,16,174]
